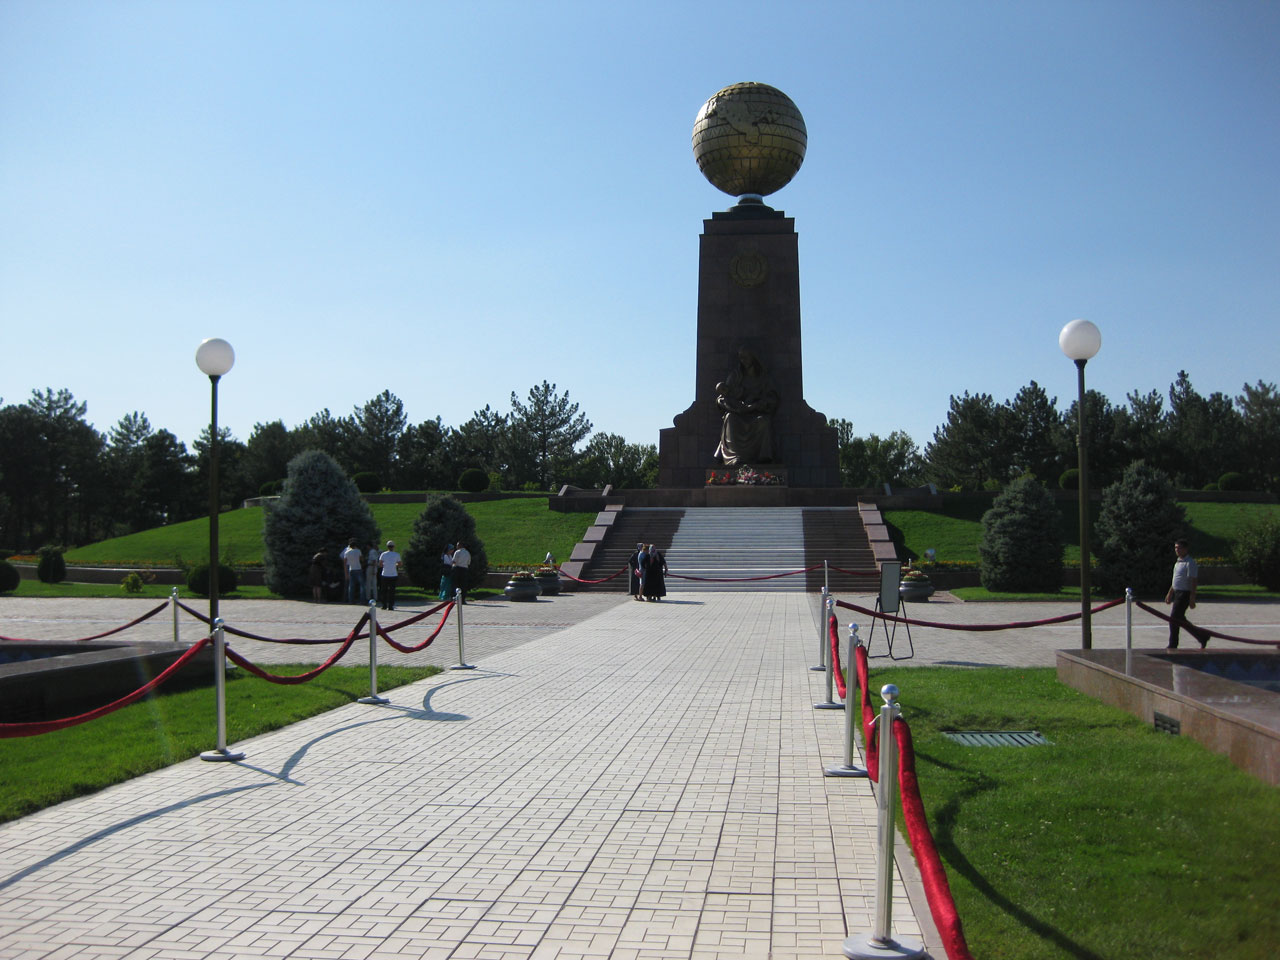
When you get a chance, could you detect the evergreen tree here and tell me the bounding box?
[263,450,380,596]
[508,381,592,490]
[978,475,1063,592]
[403,494,488,590]
[1093,461,1188,598]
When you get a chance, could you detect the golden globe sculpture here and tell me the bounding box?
[692,82,807,201]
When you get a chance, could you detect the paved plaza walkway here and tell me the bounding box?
[2,592,1278,959]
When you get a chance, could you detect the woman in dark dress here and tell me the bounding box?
[628,542,644,600]
[641,543,667,601]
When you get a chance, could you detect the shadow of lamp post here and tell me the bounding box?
[1059,319,1101,650]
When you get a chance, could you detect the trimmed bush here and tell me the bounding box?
[457,467,489,493]
[37,546,66,584]
[1233,514,1280,591]
[259,479,283,497]
[1059,468,1080,491]
[187,563,238,596]
[979,475,1064,592]
[352,472,382,493]
[1202,482,1220,492]
[0,559,19,593]
[404,495,489,589]
[1094,461,1188,598]
[1218,471,1248,492]
[263,450,381,597]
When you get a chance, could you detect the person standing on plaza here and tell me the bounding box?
[378,540,402,611]
[629,542,644,600]
[452,541,472,603]
[1164,538,1207,649]
[341,539,364,604]
[642,543,668,601]
[309,550,327,603]
[439,543,455,600]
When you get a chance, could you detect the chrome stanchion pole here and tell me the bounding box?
[812,585,829,671]
[200,618,244,762]
[815,596,843,710]
[1125,587,1134,677]
[171,587,180,645]
[824,558,829,595]
[826,623,868,778]
[844,685,923,960]
[359,600,389,704]
[450,589,474,670]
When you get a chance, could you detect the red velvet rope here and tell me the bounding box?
[668,565,820,582]
[894,718,976,960]
[855,644,879,780]
[0,600,169,643]
[828,565,880,578]
[223,614,365,684]
[555,565,627,584]
[829,613,846,699]
[0,636,212,737]
[177,599,450,643]
[835,596,1124,631]
[377,603,453,653]
[1133,600,1280,647]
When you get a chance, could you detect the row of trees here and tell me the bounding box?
[2,370,1275,552]
[835,373,1280,494]
[0,382,657,551]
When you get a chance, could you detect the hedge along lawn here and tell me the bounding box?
[61,497,594,572]
[869,667,1280,960]
[0,663,442,824]
[885,499,1280,567]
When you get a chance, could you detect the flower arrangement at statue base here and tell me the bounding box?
[705,466,784,486]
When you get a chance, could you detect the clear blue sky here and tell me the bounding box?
[3,1,1277,455]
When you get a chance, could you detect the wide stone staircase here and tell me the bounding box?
[578,506,879,592]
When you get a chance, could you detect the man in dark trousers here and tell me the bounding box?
[452,541,472,603]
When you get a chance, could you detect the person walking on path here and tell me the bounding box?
[1165,538,1207,649]
[452,542,472,603]
[378,540,402,611]
[641,543,668,601]
[341,539,364,604]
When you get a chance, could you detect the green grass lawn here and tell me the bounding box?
[869,667,1280,960]
[0,663,442,824]
[949,583,1277,602]
[886,499,1280,567]
[60,497,593,571]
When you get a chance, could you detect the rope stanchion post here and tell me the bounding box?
[358,601,389,704]
[826,622,868,778]
[170,587,180,645]
[450,587,475,670]
[1125,587,1134,676]
[815,596,843,711]
[824,558,829,595]
[199,618,245,763]
[812,585,829,671]
[844,684,925,960]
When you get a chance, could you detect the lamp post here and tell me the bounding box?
[1059,319,1100,650]
[195,338,235,623]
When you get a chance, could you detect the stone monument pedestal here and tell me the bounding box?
[659,204,839,488]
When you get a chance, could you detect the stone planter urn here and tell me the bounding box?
[899,577,935,602]
[534,572,561,596]
[503,577,540,601]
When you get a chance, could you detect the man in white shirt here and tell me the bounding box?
[451,542,472,603]
[378,540,402,611]
[340,539,364,604]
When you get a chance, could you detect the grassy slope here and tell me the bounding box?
[885,499,1280,566]
[875,667,1280,960]
[63,498,593,570]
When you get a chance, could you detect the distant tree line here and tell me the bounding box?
[0,381,657,551]
[834,372,1279,495]
[2,369,1275,552]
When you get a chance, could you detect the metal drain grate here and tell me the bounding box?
[943,730,1050,747]
[1153,712,1181,735]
